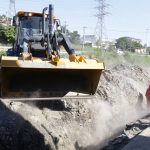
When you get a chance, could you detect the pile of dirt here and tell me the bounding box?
[0,64,149,150]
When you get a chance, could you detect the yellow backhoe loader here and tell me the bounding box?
[1,4,104,100]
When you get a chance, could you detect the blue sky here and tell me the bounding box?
[0,0,150,45]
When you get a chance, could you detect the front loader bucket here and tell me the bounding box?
[1,56,104,99]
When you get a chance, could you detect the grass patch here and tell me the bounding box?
[124,53,150,66]
[72,45,150,68]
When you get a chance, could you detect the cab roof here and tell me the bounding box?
[17,11,43,16]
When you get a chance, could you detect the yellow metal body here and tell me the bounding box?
[1,56,104,99]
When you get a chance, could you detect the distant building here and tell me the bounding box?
[127,37,145,53]
[81,35,97,47]
[0,16,11,26]
[135,48,146,54]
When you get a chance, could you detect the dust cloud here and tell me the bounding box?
[90,97,147,147]
[80,64,150,149]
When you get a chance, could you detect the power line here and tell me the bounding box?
[108,29,146,34]
[0,7,8,10]
[15,0,48,4]
[0,0,9,3]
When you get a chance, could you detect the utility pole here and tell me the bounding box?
[145,29,149,49]
[82,26,87,49]
[5,11,9,26]
[64,21,68,35]
[94,0,109,48]
[8,0,16,25]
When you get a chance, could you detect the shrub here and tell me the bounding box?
[0,25,15,43]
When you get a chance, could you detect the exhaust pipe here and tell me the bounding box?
[42,7,48,35]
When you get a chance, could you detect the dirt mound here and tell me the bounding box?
[0,64,149,150]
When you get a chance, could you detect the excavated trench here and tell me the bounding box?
[0,64,149,150]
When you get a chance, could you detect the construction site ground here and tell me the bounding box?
[0,64,150,150]
[102,114,150,150]
[122,121,150,150]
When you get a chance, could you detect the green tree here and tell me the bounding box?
[61,25,69,35]
[115,37,143,52]
[146,47,150,54]
[0,25,15,43]
[0,15,7,24]
[68,31,80,44]
[61,26,80,44]
[107,42,116,51]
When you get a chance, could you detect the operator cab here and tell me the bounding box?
[13,12,48,57]
[21,16,43,35]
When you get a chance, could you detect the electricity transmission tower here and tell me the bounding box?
[8,0,16,24]
[94,0,109,47]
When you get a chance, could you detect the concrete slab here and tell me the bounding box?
[122,127,150,150]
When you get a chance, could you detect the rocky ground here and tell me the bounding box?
[101,114,150,150]
[0,64,150,150]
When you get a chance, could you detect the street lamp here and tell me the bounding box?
[82,26,87,49]
[145,29,149,49]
